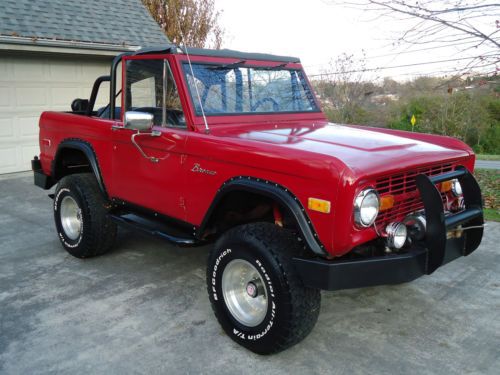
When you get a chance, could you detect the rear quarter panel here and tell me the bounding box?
[38,111,115,188]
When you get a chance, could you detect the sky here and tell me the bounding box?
[214,0,498,81]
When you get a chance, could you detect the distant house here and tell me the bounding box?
[0,0,168,174]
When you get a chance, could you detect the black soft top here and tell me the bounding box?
[133,44,300,63]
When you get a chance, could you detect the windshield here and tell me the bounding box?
[183,63,319,116]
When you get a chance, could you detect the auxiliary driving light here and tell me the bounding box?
[385,222,407,249]
[451,179,463,196]
[403,213,426,241]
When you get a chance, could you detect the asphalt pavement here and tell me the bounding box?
[1,173,499,375]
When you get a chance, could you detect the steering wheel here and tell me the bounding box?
[251,97,280,112]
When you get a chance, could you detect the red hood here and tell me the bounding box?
[213,122,472,177]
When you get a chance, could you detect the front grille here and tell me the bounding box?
[375,162,456,227]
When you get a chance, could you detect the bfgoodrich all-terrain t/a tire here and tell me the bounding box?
[53,173,116,258]
[207,222,321,354]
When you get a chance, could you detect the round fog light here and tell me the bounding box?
[385,222,408,249]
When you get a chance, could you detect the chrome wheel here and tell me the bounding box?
[60,196,82,240]
[221,259,268,327]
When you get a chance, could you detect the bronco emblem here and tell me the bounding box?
[191,163,217,176]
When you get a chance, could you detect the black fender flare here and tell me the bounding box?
[198,176,328,256]
[53,139,107,196]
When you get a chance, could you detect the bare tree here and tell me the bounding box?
[142,0,224,49]
[324,1,499,74]
[314,52,379,123]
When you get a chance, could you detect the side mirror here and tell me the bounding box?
[124,111,154,131]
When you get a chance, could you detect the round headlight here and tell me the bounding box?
[354,189,380,227]
[451,179,462,196]
[385,222,408,249]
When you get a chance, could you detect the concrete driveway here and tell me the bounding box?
[1,173,499,375]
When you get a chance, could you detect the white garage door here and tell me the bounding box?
[0,54,111,174]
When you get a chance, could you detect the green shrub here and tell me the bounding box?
[388,92,499,154]
[324,104,373,125]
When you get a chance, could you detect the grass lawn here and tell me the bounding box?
[476,154,500,161]
[484,208,500,221]
[474,169,500,221]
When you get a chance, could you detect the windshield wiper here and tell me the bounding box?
[208,60,247,70]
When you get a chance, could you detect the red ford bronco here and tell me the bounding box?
[32,45,484,354]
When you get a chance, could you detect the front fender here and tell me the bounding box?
[198,176,328,256]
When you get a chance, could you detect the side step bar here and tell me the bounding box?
[110,213,202,247]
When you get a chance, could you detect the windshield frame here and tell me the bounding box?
[180,59,322,118]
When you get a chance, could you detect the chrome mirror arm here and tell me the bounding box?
[131,130,163,163]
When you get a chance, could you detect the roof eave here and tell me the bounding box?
[0,35,140,57]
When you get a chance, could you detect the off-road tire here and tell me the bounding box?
[53,173,116,258]
[207,222,321,354]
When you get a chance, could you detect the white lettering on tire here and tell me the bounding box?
[247,301,276,341]
[54,188,70,211]
[55,188,83,248]
[211,248,231,301]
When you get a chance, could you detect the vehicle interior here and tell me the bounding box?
[68,58,186,128]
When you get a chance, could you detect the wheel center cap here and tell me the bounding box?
[246,281,258,298]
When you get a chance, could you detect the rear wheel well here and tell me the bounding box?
[54,148,93,181]
[200,190,298,240]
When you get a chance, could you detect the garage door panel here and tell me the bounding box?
[51,87,81,106]
[0,55,111,173]
[0,59,9,76]
[50,61,80,81]
[0,147,17,170]
[19,116,39,137]
[0,118,15,138]
[16,87,47,107]
[14,60,45,81]
[0,86,12,107]
[22,144,40,164]
[82,64,110,80]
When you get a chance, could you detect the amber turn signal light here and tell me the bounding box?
[379,195,395,212]
[440,180,453,193]
[308,198,331,214]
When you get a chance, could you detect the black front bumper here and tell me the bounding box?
[293,167,484,291]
